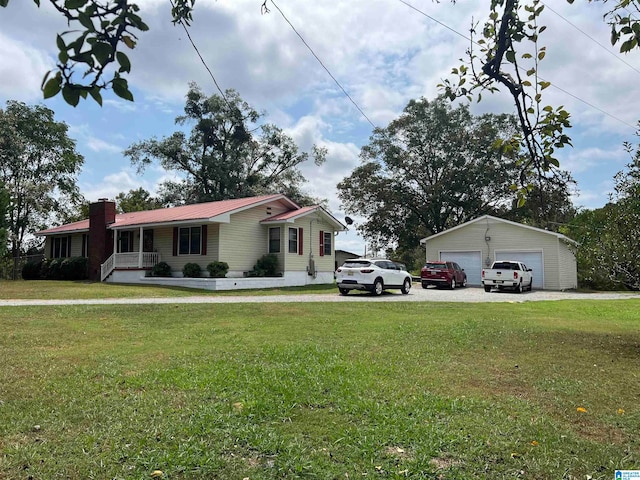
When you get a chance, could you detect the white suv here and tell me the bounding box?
[336,258,412,296]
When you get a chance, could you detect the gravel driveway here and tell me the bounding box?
[0,285,637,307]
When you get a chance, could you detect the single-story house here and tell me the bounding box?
[37,194,346,290]
[419,215,578,290]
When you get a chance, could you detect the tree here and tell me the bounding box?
[500,170,577,231]
[0,0,197,106]
[337,96,523,249]
[125,83,325,206]
[115,187,163,213]
[564,134,640,290]
[0,101,84,257]
[0,182,9,256]
[441,0,640,195]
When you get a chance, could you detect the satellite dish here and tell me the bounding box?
[345,216,354,226]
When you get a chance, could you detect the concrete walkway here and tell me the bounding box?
[0,287,637,307]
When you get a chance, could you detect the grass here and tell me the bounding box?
[0,280,336,300]
[1,300,639,479]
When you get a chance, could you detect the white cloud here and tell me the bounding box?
[0,33,52,101]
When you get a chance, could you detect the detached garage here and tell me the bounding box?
[420,215,578,290]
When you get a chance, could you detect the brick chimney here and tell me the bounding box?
[88,199,116,280]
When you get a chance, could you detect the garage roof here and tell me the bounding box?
[419,215,577,245]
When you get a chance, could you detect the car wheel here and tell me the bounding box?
[484,285,491,292]
[339,288,349,296]
[373,278,384,296]
[529,278,534,291]
[517,282,523,294]
[421,282,429,289]
[401,278,411,294]
[462,276,467,288]
[450,278,456,290]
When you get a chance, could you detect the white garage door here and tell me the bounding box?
[440,251,483,286]
[495,251,544,289]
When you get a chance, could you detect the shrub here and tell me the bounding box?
[206,261,229,278]
[151,261,172,277]
[182,262,202,278]
[251,254,279,277]
[45,258,62,280]
[60,257,88,280]
[22,260,43,280]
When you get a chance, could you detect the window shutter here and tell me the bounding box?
[50,238,54,258]
[67,236,72,257]
[81,234,86,257]
[172,227,178,256]
[298,227,303,255]
[319,231,324,256]
[201,225,208,255]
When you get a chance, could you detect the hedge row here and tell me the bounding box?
[22,257,88,281]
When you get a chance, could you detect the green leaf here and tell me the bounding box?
[116,51,131,73]
[89,87,103,106]
[42,77,62,99]
[62,84,81,107]
[65,0,87,8]
[56,34,66,52]
[506,51,516,63]
[92,41,113,66]
[112,78,134,102]
[0,0,10,7]
[78,12,94,31]
[538,50,546,60]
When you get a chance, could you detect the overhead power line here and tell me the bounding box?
[397,0,638,131]
[268,0,378,129]
[541,1,640,77]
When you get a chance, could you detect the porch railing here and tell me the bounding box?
[100,252,161,281]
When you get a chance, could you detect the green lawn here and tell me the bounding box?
[0,280,336,300]
[1,300,638,479]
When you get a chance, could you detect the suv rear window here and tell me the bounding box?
[343,260,371,268]
[425,262,446,269]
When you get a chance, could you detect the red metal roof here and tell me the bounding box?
[37,194,298,235]
[38,219,90,235]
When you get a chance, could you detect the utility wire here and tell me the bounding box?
[268,0,378,129]
[397,0,638,131]
[170,0,233,110]
[541,1,640,77]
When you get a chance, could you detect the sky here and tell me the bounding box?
[1,0,639,255]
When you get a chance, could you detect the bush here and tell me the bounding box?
[251,254,279,277]
[45,258,62,280]
[151,261,172,277]
[22,260,42,280]
[182,262,202,278]
[60,257,88,280]
[206,261,229,278]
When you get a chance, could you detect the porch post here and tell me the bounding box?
[138,226,144,268]
[113,230,118,260]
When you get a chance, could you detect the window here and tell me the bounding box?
[323,232,331,256]
[179,226,201,255]
[119,231,134,253]
[52,236,70,258]
[288,228,298,254]
[269,227,281,253]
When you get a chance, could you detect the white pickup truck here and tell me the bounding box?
[481,260,533,293]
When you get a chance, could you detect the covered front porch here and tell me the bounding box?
[100,226,160,281]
